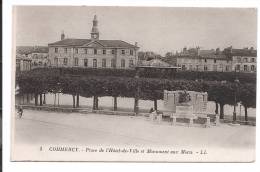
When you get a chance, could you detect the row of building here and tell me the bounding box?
[170,46,256,73]
[16,15,257,73]
[16,46,49,72]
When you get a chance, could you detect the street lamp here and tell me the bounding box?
[134,69,140,115]
[233,76,240,123]
[57,82,61,107]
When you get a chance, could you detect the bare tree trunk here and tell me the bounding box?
[26,94,30,104]
[134,98,139,114]
[93,96,96,110]
[154,99,158,111]
[22,94,25,104]
[134,77,140,114]
[43,93,46,104]
[76,93,79,108]
[34,93,38,106]
[40,94,43,106]
[58,93,60,106]
[220,103,224,119]
[95,96,99,110]
[113,96,117,111]
[54,93,56,106]
[93,96,98,110]
[72,95,75,108]
[215,102,219,114]
[244,105,248,123]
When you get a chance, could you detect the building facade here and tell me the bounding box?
[48,15,139,69]
[175,47,256,72]
[16,46,49,69]
[16,56,32,72]
[176,47,232,72]
[224,47,257,73]
[31,52,49,68]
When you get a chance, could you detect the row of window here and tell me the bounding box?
[179,57,256,64]
[236,57,255,63]
[178,58,230,64]
[54,58,134,68]
[179,64,256,72]
[179,64,231,71]
[236,64,256,71]
[54,47,134,56]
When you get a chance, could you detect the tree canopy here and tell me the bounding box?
[16,67,256,119]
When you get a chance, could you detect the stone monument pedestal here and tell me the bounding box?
[171,116,177,125]
[189,117,194,127]
[175,104,196,118]
[215,115,220,126]
[150,113,155,121]
[157,114,162,124]
[205,117,210,128]
[171,104,197,126]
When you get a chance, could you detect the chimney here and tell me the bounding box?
[229,46,233,53]
[61,30,65,40]
[135,42,138,47]
[216,48,220,55]
[249,47,254,53]
[196,46,200,56]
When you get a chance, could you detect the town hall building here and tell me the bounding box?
[48,15,139,69]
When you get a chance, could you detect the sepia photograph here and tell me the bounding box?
[12,6,256,162]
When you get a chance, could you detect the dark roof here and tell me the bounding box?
[48,39,91,46]
[139,59,173,67]
[16,46,48,54]
[48,39,138,48]
[176,55,228,60]
[231,49,257,57]
[199,49,215,56]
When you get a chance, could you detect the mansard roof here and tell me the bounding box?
[231,48,257,57]
[223,47,257,57]
[48,39,138,48]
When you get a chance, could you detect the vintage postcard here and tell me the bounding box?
[12,6,256,162]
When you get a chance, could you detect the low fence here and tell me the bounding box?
[16,105,92,113]
[16,105,255,126]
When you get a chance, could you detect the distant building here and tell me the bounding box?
[31,52,49,68]
[48,15,139,69]
[16,55,32,72]
[16,46,49,68]
[224,46,257,73]
[138,59,173,67]
[175,47,232,72]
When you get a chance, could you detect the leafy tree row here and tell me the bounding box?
[17,71,256,121]
[21,67,256,83]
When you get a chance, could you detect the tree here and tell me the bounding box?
[16,68,255,119]
[208,82,235,119]
[239,83,256,123]
[17,73,49,106]
[59,76,80,108]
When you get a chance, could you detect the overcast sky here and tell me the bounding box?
[14,6,257,55]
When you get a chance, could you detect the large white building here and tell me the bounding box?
[48,15,139,69]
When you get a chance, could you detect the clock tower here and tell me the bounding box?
[91,15,99,40]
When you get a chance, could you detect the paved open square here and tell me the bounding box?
[13,110,255,153]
